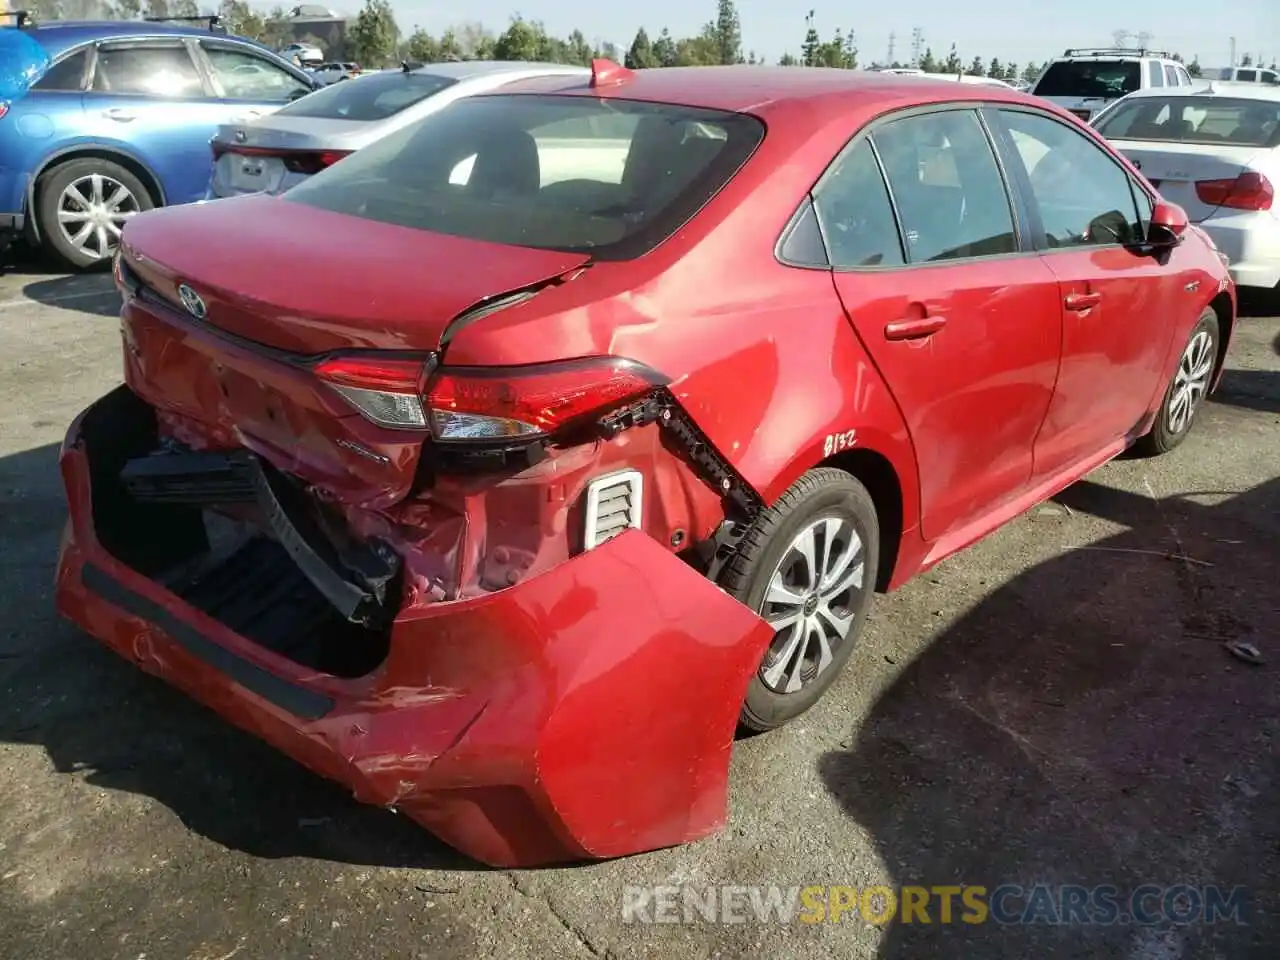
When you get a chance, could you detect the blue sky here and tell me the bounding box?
[310,0,1276,69]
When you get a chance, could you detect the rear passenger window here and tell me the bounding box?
[810,139,905,268]
[1147,62,1164,87]
[999,110,1143,248]
[1163,64,1178,86]
[91,43,204,98]
[33,49,88,91]
[871,110,1017,263]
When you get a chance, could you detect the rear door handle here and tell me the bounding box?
[102,108,137,122]
[1064,291,1102,311]
[884,316,947,340]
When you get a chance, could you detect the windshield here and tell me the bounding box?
[1034,60,1141,99]
[277,72,456,121]
[283,94,765,260]
[1095,96,1280,148]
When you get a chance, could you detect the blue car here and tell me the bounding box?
[0,14,318,269]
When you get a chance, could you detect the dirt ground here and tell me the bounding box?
[1,252,1277,960]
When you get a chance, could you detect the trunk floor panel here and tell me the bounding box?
[171,535,390,678]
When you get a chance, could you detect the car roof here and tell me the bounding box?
[489,65,1035,120]
[23,19,264,57]
[1119,81,1280,102]
[410,59,590,81]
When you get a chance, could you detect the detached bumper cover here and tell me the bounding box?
[55,387,774,867]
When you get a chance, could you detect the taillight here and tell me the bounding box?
[313,354,668,441]
[209,141,352,174]
[0,102,8,120]
[1194,172,1274,211]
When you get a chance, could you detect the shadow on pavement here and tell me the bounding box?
[0,441,480,873]
[1212,368,1280,415]
[820,477,1278,958]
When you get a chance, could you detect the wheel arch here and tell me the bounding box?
[821,447,904,593]
[27,145,166,245]
[761,427,919,594]
[1205,289,1235,391]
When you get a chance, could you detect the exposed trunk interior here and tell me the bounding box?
[78,387,394,679]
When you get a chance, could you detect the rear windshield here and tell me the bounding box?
[283,94,766,260]
[278,72,455,121]
[1034,60,1142,99]
[1095,96,1280,147]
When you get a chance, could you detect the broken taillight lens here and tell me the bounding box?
[313,355,667,442]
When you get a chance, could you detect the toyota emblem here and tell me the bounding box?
[177,283,206,319]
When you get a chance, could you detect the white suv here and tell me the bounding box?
[1031,48,1195,123]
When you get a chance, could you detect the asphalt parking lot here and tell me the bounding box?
[1,250,1277,960]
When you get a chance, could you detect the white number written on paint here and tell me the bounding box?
[823,429,857,457]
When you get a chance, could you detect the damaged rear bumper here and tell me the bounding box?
[55,386,774,867]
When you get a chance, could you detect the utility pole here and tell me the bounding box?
[1112,29,1132,48]
[910,26,923,66]
[1135,31,1153,52]
[887,31,895,65]
[1229,36,1236,66]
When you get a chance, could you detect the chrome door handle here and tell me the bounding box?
[102,108,137,122]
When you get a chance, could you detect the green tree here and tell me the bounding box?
[437,29,462,59]
[405,28,440,62]
[843,30,857,69]
[652,27,677,66]
[801,10,820,67]
[943,43,962,74]
[626,27,658,69]
[713,0,742,65]
[778,51,799,66]
[987,57,1002,79]
[144,0,169,18]
[116,0,141,18]
[1240,53,1253,66]
[262,7,293,49]
[171,0,198,16]
[673,25,718,66]
[1022,61,1045,84]
[349,0,399,68]
[968,55,985,76]
[1186,57,1202,77]
[493,16,542,61]
[918,46,937,72]
[217,1,265,41]
[564,30,592,65]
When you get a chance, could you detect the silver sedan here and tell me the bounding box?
[206,59,590,200]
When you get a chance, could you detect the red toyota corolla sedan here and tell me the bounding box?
[56,61,1235,867]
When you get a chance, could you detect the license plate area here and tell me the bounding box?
[218,152,284,194]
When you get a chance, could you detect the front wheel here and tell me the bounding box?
[721,468,880,732]
[1134,308,1220,456]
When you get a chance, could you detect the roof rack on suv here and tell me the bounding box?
[1062,47,1174,59]
[143,14,227,34]
[0,9,35,27]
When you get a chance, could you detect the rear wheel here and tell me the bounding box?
[1134,308,1220,456]
[37,158,153,270]
[721,468,880,732]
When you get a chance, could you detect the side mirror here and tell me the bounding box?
[1148,200,1189,246]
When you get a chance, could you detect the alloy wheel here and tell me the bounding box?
[757,515,866,694]
[56,173,140,261]
[1168,330,1215,435]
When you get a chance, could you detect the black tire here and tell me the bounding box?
[36,158,154,271]
[1133,308,1220,457]
[722,468,880,732]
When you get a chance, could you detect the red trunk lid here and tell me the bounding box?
[121,195,591,353]
[117,197,590,507]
